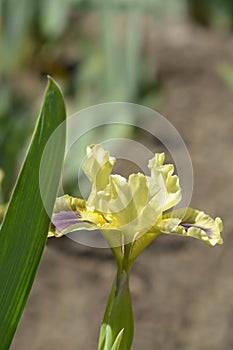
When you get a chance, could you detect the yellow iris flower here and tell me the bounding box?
[49,144,223,268]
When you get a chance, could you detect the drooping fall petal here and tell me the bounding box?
[159,207,223,246]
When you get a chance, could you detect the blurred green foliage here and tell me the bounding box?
[187,0,233,27]
[1,0,233,200]
[0,79,35,198]
[0,0,163,200]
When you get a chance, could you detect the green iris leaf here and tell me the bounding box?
[0,77,66,349]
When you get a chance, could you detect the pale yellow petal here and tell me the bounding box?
[83,144,116,208]
[148,153,181,211]
[159,207,223,246]
[49,195,106,237]
[91,173,162,239]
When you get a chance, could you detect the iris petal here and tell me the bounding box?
[81,145,182,237]
[52,211,82,231]
[159,208,223,246]
[49,195,107,237]
[148,153,181,211]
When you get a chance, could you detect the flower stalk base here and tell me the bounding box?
[98,269,134,350]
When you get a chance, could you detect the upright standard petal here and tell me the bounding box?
[148,153,181,211]
[93,173,162,238]
[83,149,182,239]
[83,144,116,207]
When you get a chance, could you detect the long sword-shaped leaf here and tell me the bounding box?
[0,77,66,349]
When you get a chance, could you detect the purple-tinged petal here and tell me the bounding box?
[180,223,212,237]
[52,211,82,232]
[161,207,223,246]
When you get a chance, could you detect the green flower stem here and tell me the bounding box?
[111,243,132,276]
[122,243,132,275]
[98,261,134,350]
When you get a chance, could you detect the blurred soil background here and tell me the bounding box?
[1,1,233,349]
